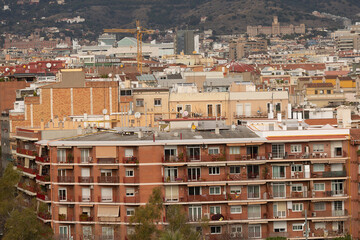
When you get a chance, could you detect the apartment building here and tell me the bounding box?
[30,122,357,240]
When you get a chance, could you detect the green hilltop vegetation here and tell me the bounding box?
[1,0,360,38]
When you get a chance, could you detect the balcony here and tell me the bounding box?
[78,196,93,202]
[58,176,75,183]
[163,176,186,183]
[97,158,118,164]
[57,158,74,164]
[77,156,94,164]
[17,165,37,175]
[37,192,50,201]
[35,156,50,163]
[162,155,183,163]
[59,195,74,202]
[16,148,36,157]
[79,214,93,222]
[36,174,50,182]
[186,194,226,202]
[124,195,140,204]
[123,176,139,184]
[200,154,227,162]
[98,176,119,183]
[37,212,51,221]
[78,176,94,183]
[186,155,201,161]
[313,170,347,178]
[58,214,74,221]
[327,190,345,196]
[123,156,138,164]
[98,196,118,203]
[17,182,36,194]
[311,209,347,217]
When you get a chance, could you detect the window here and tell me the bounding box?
[291,184,303,192]
[315,90,318,94]
[58,188,67,201]
[230,186,241,194]
[81,149,90,163]
[248,205,261,219]
[229,146,240,155]
[327,90,331,94]
[207,104,213,117]
[331,180,344,195]
[249,225,261,238]
[101,169,112,177]
[209,167,220,175]
[314,183,325,191]
[164,167,178,181]
[120,90,132,96]
[210,206,221,214]
[210,226,221,234]
[231,225,242,234]
[188,167,201,181]
[248,185,260,199]
[272,166,285,179]
[291,164,302,172]
[331,164,343,172]
[273,202,286,218]
[187,146,201,161]
[82,226,92,238]
[247,146,258,158]
[57,149,66,163]
[293,224,303,231]
[126,188,135,197]
[216,104,221,117]
[273,183,285,198]
[292,203,303,212]
[230,206,242,214]
[136,99,144,107]
[189,187,201,196]
[313,144,324,152]
[125,168,134,177]
[188,205,202,221]
[274,221,287,232]
[315,222,326,229]
[314,202,326,211]
[209,186,221,195]
[313,164,325,172]
[154,98,161,106]
[82,187,90,201]
[102,226,114,240]
[291,144,302,153]
[126,208,135,216]
[272,144,285,158]
[208,147,220,155]
[59,226,68,238]
[125,149,134,157]
[164,148,177,161]
[230,166,241,174]
[101,187,113,202]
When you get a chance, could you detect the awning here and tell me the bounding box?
[228,202,247,206]
[57,146,72,149]
[79,204,94,207]
[226,143,246,147]
[99,166,119,170]
[57,165,74,169]
[96,146,117,158]
[77,146,93,149]
[163,163,186,167]
[248,201,267,205]
[206,163,226,167]
[311,160,329,164]
[97,205,119,217]
[270,163,290,166]
[206,183,226,186]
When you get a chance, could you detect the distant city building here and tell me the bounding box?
[229,38,268,60]
[247,16,305,37]
[175,30,195,55]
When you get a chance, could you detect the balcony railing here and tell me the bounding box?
[17,165,37,175]
[57,158,74,164]
[38,212,51,220]
[37,192,50,201]
[77,156,93,163]
[16,148,36,156]
[186,155,201,161]
[58,214,74,221]
[78,196,92,202]
[79,214,93,221]
[58,176,75,183]
[123,156,138,164]
[123,176,139,184]
[35,156,50,163]
[124,195,140,204]
[78,177,94,183]
[17,182,36,193]
[98,176,119,183]
[163,176,186,182]
[98,158,118,164]
[59,195,73,202]
[162,155,183,162]
[36,174,50,182]
[186,194,226,202]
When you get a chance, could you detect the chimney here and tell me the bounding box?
[215,124,220,134]
[138,129,143,139]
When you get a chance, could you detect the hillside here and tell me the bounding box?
[1,0,360,39]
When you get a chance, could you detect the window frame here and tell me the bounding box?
[209,166,220,175]
[210,226,222,235]
[314,183,325,191]
[292,224,304,231]
[292,203,303,212]
[230,206,242,214]
[154,98,162,106]
[209,186,221,195]
[291,144,302,153]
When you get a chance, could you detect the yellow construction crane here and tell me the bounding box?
[104,20,155,74]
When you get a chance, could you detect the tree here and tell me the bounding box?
[0,164,53,240]
[162,205,200,240]
[129,187,163,240]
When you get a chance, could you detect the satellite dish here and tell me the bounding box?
[134,112,141,119]
[102,109,108,115]
[46,63,52,68]
[179,110,183,114]
[5,68,9,72]
[182,111,189,117]
[108,73,112,78]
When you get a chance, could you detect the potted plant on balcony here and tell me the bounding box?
[67,153,74,163]
[58,214,66,221]
[80,213,89,221]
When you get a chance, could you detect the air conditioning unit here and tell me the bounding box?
[312,212,316,217]
[90,185,94,189]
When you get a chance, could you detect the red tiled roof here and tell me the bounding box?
[305,119,337,125]
[338,76,353,81]
[350,129,360,140]
[305,83,333,88]
[225,62,255,73]
[261,63,326,71]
